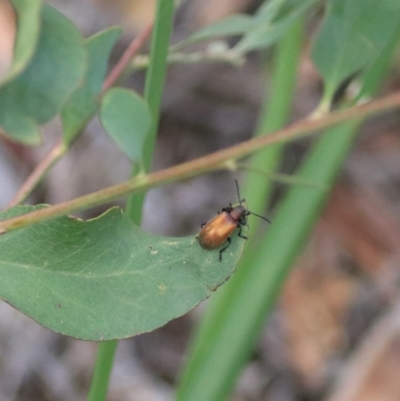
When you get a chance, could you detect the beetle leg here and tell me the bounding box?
[219,237,231,261]
[201,222,206,227]
[237,225,248,240]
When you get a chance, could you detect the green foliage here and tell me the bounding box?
[175,20,305,401]
[176,1,400,400]
[61,27,122,145]
[100,88,151,164]
[174,14,255,48]
[312,0,400,107]
[1,0,400,399]
[174,0,319,54]
[234,0,319,53]
[0,206,246,340]
[0,4,86,144]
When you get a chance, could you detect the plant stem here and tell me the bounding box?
[130,50,244,72]
[87,2,175,401]
[125,0,175,223]
[175,19,304,401]
[6,140,67,207]
[102,22,153,93]
[1,90,400,234]
[87,341,118,401]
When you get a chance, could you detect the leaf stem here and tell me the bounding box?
[130,49,244,72]
[1,90,400,234]
[6,140,67,207]
[102,22,153,93]
[87,2,174,401]
[87,341,118,401]
[125,0,175,223]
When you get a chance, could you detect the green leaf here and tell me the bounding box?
[100,88,151,163]
[61,27,122,146]
[234,0,318,54]
[0,4,86,144]
[172,14,256,50]
[1,0,42,85]
[254,0,286,22]
[311,0,400,106]
[356,12,400,100]
[0,206,246,340]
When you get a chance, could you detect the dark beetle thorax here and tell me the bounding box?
[229,206,246,222]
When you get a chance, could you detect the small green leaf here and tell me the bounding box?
[0,206,246,340]
[311,0,400,106]
[100,88,151,163]
[1,0,42,85]
[172,14,256,50]
[0,4,86,144]
[254,0,286,22]
[234,0,318,54]
[61,27,122,145]
[357,27,400,100]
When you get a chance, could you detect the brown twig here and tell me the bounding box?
[6,140,66,208]
[2,90,400,234]
[102,22,153,92]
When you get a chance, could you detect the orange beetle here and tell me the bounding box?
[198,180,270,261]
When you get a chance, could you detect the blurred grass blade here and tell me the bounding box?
[176,5,400,400]
[244,18,304,226]
[176,122,361,401]
[175,18,305,401]
[125,0,175,223]
[88,1,175,401]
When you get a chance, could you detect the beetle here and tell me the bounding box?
[198,180,270,261]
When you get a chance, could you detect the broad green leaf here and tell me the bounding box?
[0,206,246,340]
[234,0,318,54]
[1,0,42,84]
[0,4,86,144]
[100,88,151,163]
[61,27,122,145]
[311,0,400,106]
[172,14,255,50]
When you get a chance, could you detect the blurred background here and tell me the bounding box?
[1,0,400,400]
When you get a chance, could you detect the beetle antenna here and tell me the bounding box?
[235,179,243,205]
[249,211,271,223]
[235,179,270,223]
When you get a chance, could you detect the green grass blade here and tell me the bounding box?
[88,1,175,400]
[87,341,118,401]
[125,0,175,224]
[245,18,304,225]
[176,5,400,397]
[176,119,361,401]
[175,19,305,401]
